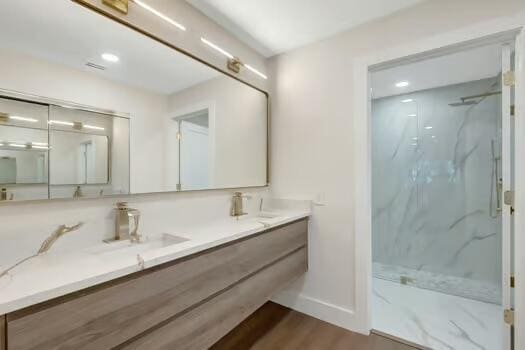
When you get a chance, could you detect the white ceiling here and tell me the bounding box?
[186,0,425,57]
[0,1,219,95]
[371,43,503,99]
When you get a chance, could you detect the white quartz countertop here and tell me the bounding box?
[0,208,310,315]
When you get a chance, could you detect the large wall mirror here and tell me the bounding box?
[0,1,267,202]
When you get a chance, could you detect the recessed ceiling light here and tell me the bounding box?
[101,53,119,63]
[408,114,417,117]
[401,99,414,103]
[424,126,433,130]
[396,81,410,88]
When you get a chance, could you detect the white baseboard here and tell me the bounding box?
[271,290,368,334]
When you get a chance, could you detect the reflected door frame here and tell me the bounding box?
[171,101,216,190]
[353,19,525,350]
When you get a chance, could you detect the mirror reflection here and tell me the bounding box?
[0,1,267,202]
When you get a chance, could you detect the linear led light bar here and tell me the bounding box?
[244,64,268,80]
[201,37,234,59]
[133,0,186,31]
[48,120,74,126]
[9,115,39,123]
[84,124,105,131]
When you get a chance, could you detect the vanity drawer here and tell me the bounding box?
[1,315,5,350]
[7,219,308,350]
[120,247,308,350]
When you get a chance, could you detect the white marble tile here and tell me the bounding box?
[372,78,502,292]
[373,278,503,350]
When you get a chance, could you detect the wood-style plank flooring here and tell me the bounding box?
[212,302,422,350]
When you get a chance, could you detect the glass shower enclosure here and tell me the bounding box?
[371,74,503,304]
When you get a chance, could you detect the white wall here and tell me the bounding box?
[269,0,525,333]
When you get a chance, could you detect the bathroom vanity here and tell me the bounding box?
[0,215,308,350]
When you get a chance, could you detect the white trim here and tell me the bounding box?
[170,100,216,187]
[352,12,525,340]
[272,290,363,332]
[501,43,512,350]
[514,28,525,350]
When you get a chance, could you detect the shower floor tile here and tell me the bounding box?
[373,262,501,304]
[372,278,503,350]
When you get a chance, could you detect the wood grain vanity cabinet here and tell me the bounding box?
[2,218,308,350]
[1,315,5,350]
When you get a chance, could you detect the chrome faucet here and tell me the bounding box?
[230,192,251,218]
[112,202,141,242]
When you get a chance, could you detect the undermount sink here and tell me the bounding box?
[255,212,281,219]
[87,233,189,256]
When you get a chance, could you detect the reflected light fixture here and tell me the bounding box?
[396,81,410,88]
[424,126,433,130]
[9,115,38,123]
[408,114,417,117]
[101,53,120,63]
[48,120,74,126]
[84,124,105,131]
[401,99,414,103]
[133,0,186,31]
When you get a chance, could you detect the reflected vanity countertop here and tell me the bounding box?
[0,202,311,315]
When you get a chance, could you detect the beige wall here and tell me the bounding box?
[269,0,525,331]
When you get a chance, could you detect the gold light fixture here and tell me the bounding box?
[102,0,129,14]
[201,37,268,79]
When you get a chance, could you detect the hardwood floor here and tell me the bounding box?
[212,302,422,350]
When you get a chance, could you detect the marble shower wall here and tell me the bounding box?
[372,77,502,294]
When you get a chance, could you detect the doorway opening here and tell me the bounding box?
[370,40,515,349]
[174,108,211,191]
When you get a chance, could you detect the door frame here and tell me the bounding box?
[169,100,216,189]
[352,17,525,348]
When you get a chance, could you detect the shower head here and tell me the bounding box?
[449,100,479,107]
[449,90,502,107]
